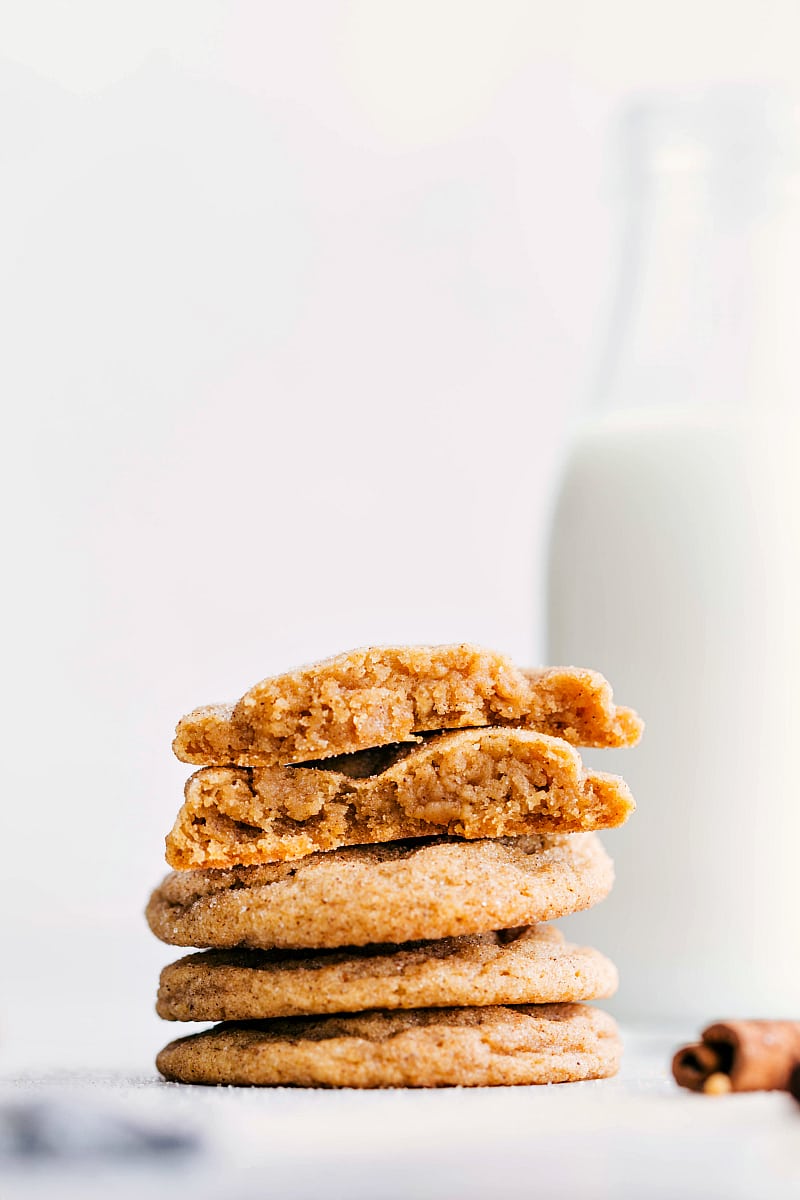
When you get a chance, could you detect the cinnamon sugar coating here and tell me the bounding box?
[155,1003,621,1087]
[146,833,614,951]
[156,925,618,1021]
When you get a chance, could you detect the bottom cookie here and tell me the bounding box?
[156,1003,620,1088]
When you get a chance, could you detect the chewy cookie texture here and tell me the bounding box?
[156,1003,621,1088]
[150,643,638,1088]
[173,644,643,767]
[157,926,618,1022]
[166,728,635,869]
[147,833,614,951]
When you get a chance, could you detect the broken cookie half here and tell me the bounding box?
[165,726,635,869]
[172,644,643,767]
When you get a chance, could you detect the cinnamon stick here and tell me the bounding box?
[673,1020,800,1093]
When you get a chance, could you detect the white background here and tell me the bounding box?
[2,0,799,1064]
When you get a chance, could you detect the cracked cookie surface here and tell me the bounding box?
[146,833,614,950]
[172,644,643,767]
[156,925,618,1021]
[155,1002,621,1087]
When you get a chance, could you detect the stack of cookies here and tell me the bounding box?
[146,644,641,1088]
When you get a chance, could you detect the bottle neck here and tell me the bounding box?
[597,101,800,418]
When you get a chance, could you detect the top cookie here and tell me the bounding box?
[173,644,643,766]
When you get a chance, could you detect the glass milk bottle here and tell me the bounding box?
[548,91,800,1021]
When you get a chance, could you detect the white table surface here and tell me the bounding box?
[3,1026,800,1200]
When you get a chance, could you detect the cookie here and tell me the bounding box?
[156,926,618,1021]
[155,1003,621,1087]
[172,644,642,766]
[166,728,634,869]
[146,833,613,950]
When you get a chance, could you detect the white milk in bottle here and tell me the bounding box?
[547,92,800,1019]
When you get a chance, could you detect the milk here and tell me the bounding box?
[548,402,800,1019]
